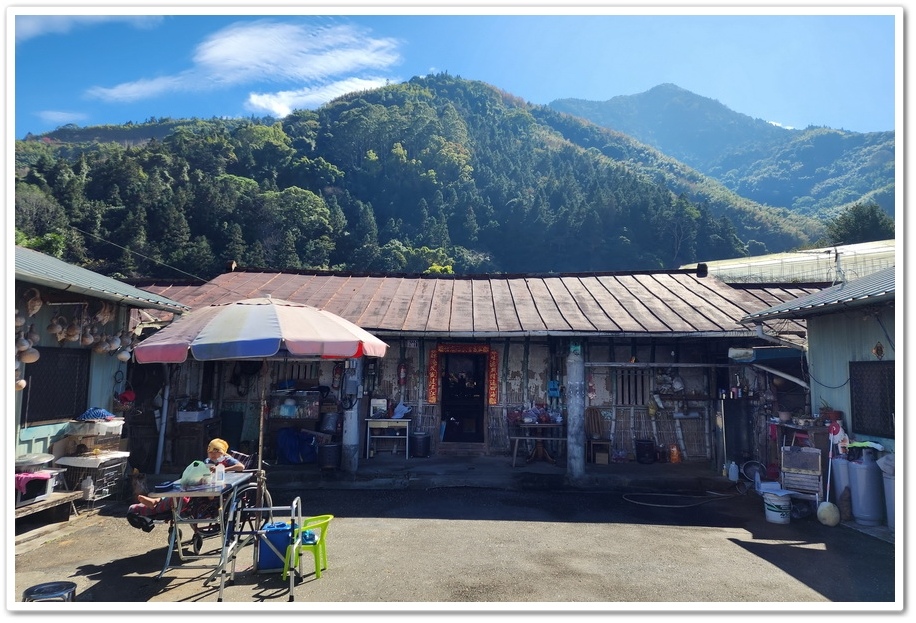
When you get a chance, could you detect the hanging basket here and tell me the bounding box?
[111,399,134,413]
[112,382,135,412]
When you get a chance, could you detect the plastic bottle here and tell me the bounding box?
[215,462,226,484]
[728,461,740,482]
[81,475,94,500]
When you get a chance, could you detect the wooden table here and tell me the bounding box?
[509,422,566,466]
[365,418,411,459]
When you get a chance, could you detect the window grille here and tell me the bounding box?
[849,361,894,438]
[19,347,90,425]
[614,368,651,406]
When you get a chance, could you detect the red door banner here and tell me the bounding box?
[426,343,499,405]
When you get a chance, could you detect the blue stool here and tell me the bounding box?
[22,581,77,602]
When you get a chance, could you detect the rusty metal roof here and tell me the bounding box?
[129,269,823,340]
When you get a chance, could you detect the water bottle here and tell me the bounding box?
[215,462,225,484]
[728,461,739,482]
[81,475,95,500]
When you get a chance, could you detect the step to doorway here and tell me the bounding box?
[436,442,487,457]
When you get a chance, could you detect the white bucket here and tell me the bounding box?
[763,491,793,524]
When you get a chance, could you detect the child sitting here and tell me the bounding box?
[126,438,244,531]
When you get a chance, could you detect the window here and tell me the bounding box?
[19,347,90,425]
[849,360,895,438]
[614,368,651,405]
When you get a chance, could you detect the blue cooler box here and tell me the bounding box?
[258,522,292,570]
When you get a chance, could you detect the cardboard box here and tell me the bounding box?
[595,451,609,465]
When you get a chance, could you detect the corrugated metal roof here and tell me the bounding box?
[15,246,190,313]
[130,269,823,340]
[681,239,896,283]
[741,266,896,322]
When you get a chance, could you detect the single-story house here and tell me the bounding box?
[127,265,827,476]
[13,246,187,520]
[740,265,897,453]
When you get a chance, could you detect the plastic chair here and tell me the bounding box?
[282,514,334,584]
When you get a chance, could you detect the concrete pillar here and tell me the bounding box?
[340,358,364,474]
[566,339,586,486]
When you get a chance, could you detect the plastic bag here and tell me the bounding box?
[393,400,412,419]
[180,460,212,487]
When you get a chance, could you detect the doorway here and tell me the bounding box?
[440,353,486,443]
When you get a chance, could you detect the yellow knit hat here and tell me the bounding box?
[207,438,229,453]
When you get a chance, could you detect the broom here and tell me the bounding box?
[817,420,844,526]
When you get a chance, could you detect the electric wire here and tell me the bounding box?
[70,225,255,301]
[622,481,751,508]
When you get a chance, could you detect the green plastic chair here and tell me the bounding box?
[282,514,334,584]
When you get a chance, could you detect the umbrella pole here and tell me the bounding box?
[256,359,267,508]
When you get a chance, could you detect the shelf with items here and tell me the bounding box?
[268,390,321,420]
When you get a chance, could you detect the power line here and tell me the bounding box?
[69,225,250,301]
[71,225,209,283]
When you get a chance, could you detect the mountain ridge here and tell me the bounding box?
[549,82,894,220]
[16,75,861,280]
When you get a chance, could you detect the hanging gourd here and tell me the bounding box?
[16,332,31,352]
[24,288,43,317]
[19,347,40,364]
[47,315,64,335]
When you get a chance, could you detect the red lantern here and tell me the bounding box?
[398,362,408,387]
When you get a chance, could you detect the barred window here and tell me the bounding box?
[849,360,895,438]
[614,368,651,406]
[19,347,90,426]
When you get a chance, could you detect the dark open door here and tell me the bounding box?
[440,353,486,443]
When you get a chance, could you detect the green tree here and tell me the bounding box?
[15,182,68,238]
[825,202,895,245]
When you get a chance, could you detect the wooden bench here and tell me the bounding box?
[15,491,83,523]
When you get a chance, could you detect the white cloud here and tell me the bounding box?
[86,75,189,103]
[246,77,394,117]
[36,110,89,126]
[195,21,400,83]
[767,120,795,130]
[85,19,403,106]
[15,15,161,44]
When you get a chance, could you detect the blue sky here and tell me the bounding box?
[10,7,900,139]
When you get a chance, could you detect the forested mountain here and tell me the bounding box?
[550,83,895,219]
[15,74,827,281]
